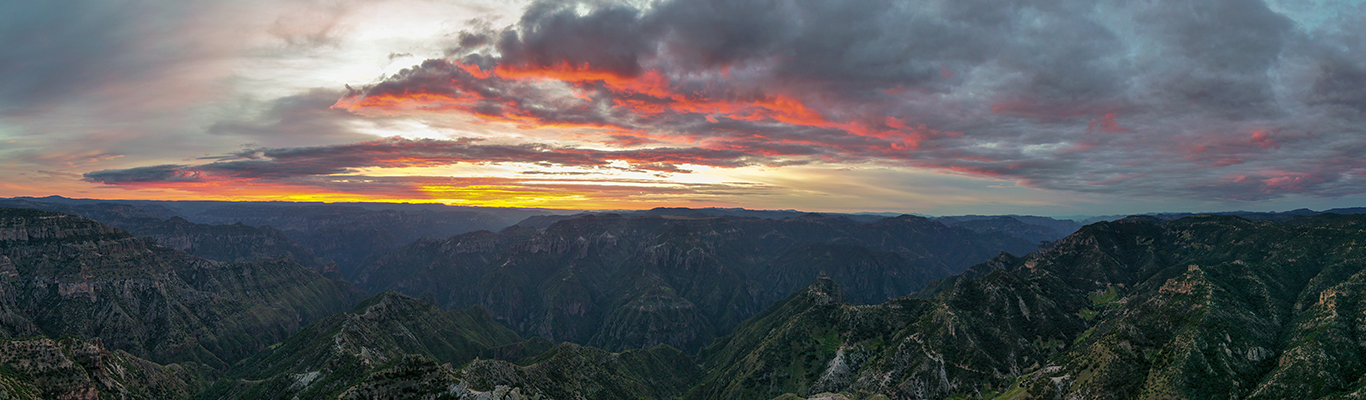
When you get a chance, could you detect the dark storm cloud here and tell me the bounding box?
[1133,0,1293,117]
[1310,59,1366,114]
[83,137,775,184]
[76,0,1366,203]
[83,165,207,184]
[498,2,654,76]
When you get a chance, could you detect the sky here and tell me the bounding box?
[2,0,1365,216]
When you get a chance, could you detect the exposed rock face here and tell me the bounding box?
[0,208,362,368]
[0,200,326,271]
[188,204,507,279]
[335,355,533,400]
[211,291,524,400]
[209,289,696,400]
[129,217,324,269]
[0,337,211,400]
[358,213,1036,352]
[937,215,1079,244]
[18,205,1366,399]
[459,343,700,400]
[0,210,124,244]
[0,200,511,279]
[693,214,1366,400]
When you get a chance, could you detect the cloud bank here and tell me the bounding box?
[49,0,1366,209]
[322,0,1366,201]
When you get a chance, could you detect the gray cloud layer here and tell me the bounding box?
[82,137,774,184]
[337,0,1366,201]
[67,0,1366,204]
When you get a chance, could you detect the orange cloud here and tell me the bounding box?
[336,60,950,155]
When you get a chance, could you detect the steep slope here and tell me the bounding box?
[208,289,696,400]
[354,227,539,301]
[11,211,1366,399]
[458,343,701,400]
[1010,215,1358,399]
[359,213,1036,352]
[760,243,933,305]
[222,340,696,400]
[691,271,1082,399]
[210,291,523,399]
[127,217,324,269]
[693,214,1366,399]
[0,208,361,368]
[938,216,1072,245]
[0,336,213,400]
[0,200,325,270]
[688,278,915,399]
[189,204,507,279]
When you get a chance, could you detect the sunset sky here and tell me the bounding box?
[3,0,1365,216]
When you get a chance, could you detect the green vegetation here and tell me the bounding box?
[676,214,1366,399]
[1088,285,1121,306]
[0,208,362,368]
[14,208,1366,399]
[355,213,1037,353]
[208,291,524,399]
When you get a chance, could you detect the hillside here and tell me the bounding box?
[208,291,524,399]
[692,214,1366,399]
[9,208,1366,399]
[356,213,1038,352]
[0,208,362,368]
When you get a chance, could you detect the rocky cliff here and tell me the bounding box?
[0,208,362,368]
[208,291,523,399]
[692,214,1366,399]
[0,200,326,271]
[357,213,1037,353]
[0,337,213,400]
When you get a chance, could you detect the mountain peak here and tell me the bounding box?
[804,277,843,305]
[350,290,432,315]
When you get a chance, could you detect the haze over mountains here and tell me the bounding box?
[3,196,1366,398]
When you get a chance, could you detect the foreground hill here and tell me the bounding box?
[0,336,213,399]
[692,214,1366,399]
[207,291,523,399]
[357,213,1038,352]
[0,208,362,368]
[208,290,698,400]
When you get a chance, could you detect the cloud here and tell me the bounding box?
[83,136,780,185]
[0,0,208,115]
[207,88,375,145]
[83,165,209,184]
[319,0,1366,202]
[79,135,794,207]
[84,170,779,208]
[1309,59,1366,114]
[26,0,1363,209]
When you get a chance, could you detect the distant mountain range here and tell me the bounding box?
[355,212,1037,353]
[0,197,553,280]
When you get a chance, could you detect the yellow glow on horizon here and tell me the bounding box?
[12,160,1086,214]
[417,184,591,208]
